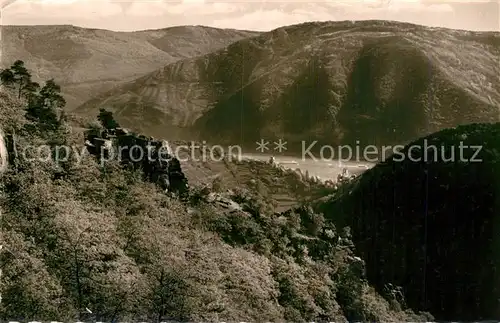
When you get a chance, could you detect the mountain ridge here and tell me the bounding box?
[75,20,500,150]
[1,24,260,109]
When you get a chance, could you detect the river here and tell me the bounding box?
[240,153,375,181]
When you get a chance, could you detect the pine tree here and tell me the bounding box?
[10,60,31,99]
[0,68,15,87]
[26,79,66,132]
[39,79,66,110]
[97,108,120,131]
[24,81,40,107]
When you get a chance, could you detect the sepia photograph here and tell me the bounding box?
[0,0,499,321]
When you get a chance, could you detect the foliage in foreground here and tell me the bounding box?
[0,65,432,321]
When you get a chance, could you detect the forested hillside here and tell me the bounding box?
[0,62,431,322]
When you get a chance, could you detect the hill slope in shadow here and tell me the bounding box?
[315,122,500,320]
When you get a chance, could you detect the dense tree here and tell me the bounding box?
[25,79,66,132]
[0,61,65,134]
[38,79,66,111]
[0,62,432,322]
[11,60,32,99]
[97,108,120,130]
[0,60,36,99]
[23,81,40,106]
[0,68,15,87]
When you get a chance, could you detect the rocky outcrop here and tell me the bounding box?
[85,127,189,199]
[0,129,8,173]
[0,129,22,173]
[316,123,500,320]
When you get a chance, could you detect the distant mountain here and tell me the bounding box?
[1,24,259,109]
[76,20,500,150]
[315,122,500,320]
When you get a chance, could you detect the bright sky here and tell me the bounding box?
[1,0,499,32]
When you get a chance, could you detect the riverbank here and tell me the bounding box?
[240,153,375,182]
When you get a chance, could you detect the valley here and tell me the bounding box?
[1,18,499,322]
[75,20,500,152]
[241,152,373,180]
